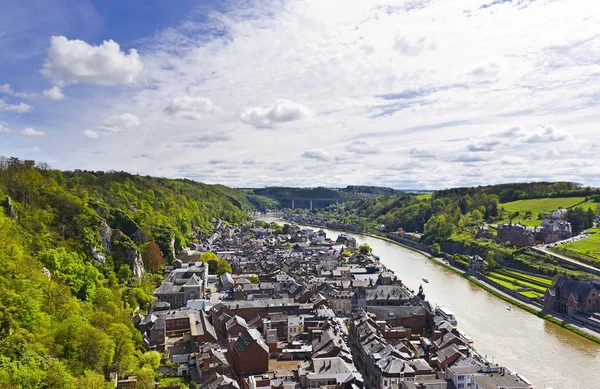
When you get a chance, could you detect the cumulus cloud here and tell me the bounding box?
[450,153,492,163]
[0,122,9,133]
[240,99,310,128]
[21,127,45,136]
[98,113,141,132]
[524,125,571,144]
[0,99,33,113]
[165,96,215,119]
[41,36,143,86]
[408,147,435,159]
[494,126,525,138]
[1,84,37,99]
[189,132,232,143]
[43,86,65,100]
[83,130,99,139]
[346,140,382,155]
[208,159,228,165]
[467,139,502,152]
[393,37,435,56]
[301,149,330,161]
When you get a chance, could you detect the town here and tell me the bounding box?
[129,219,537,389]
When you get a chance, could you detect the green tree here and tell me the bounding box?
[431,243,441,257]
[249,275,259,284]
[358,244,372,255]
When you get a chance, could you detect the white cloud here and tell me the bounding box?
[41,36,143,85]
[83,130,99,139]
[21,127,45,136]
[301,149,330,161]
[165,96,215,119]
[0,122,9,133]
[98,113,141,132]
[240,99,311,128]
[524,125,571,144]
[43,86,65,100]
[1,83,37,99]
[0,99,33,113]
[346,140,382,155]
[494,126,525,138]
[467,139,502,152]
[408,147,435,159]
[12,0,600,188]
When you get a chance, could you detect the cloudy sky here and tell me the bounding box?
[1,0,599,189]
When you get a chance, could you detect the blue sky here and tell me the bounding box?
[1,0,599,188]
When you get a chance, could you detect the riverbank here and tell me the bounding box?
[275,216,600,344]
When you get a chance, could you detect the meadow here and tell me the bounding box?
[498,197,588,226]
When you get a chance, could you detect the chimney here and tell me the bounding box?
[434,331,442,341]
[202,353,210,370]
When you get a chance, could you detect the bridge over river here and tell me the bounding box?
[273,197,363,210]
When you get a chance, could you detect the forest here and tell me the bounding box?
[0,157,252,388]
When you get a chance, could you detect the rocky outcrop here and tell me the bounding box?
[98,219,145,278]
[99,220,114,254]
[125,248,145,279]
[169,234,176,259]
[4,197,17,220]
[92,246,106,265]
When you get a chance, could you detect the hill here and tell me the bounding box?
[0,157,252,387]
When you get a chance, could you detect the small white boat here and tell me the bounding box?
[422,278,429,283]
[506,307,511,311]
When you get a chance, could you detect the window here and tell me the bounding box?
[457,375,465,380]
[384,380,388,386]
[457,384,464,389]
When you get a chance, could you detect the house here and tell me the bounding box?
[470,373,530,389]
[544,277,600,317]
[287,316,304,342]
[467,256,485,275]
[496,223,534,247]
[225,315,248,338]
[230,328,269,376]
[155,263,209,308]
[221,272,234,290]
[298,357,363,388]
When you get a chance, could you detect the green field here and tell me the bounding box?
[489,272,547,292]
[554,228,600,267]
[520,290,545,299]
[497,269,554,287]
[498,197,587,226]
[486,276,523,290]
[415,193,433,200]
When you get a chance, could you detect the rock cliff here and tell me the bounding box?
[98,219,145,278]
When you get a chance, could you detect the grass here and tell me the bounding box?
[415,193,433,200]
[486,276,523,290]
[554,228,600,267]
[498,269,554,287]
[520,290,544,299]
[269,359,300,371]
[498,197,587,226]
[489,272,547,292]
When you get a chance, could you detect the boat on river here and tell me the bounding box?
[422,278,429,283]
[435,305,457,327]
[458,330,473,344]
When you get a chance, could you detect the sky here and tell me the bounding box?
[0,0,599,189]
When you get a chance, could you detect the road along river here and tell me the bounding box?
[261,216,600,389]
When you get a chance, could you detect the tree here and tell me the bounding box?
[358,244,372,255]
[136,367,156,389]
[142,241,164,272]
[77,371,111,389]
[431,243,441,257]
[249,275,259,284]
[138,351,161,370]
[486,250,497,270]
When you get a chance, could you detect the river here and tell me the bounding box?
[261,216,600,389]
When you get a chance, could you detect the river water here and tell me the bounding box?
[261,216,600,389]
